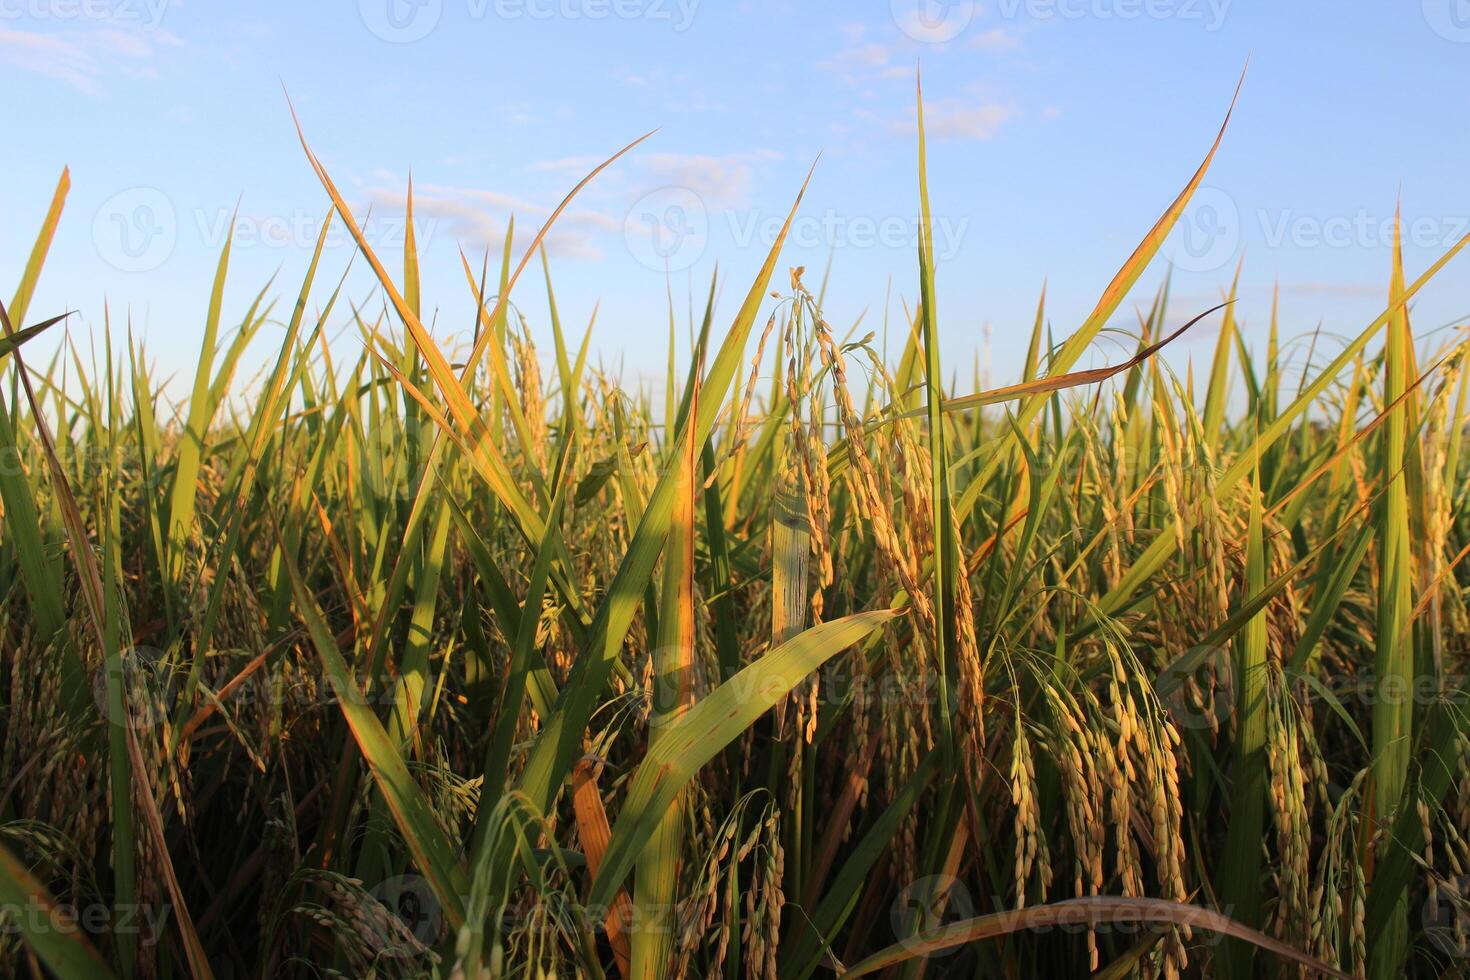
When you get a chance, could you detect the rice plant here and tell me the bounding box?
[0,78,1467,979]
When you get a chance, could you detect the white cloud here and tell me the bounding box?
[362,145,782,264]
[638,150,780,209]
[968,27,1021,51]
[825,41,894,70]
[818,39,902,84]
[0,27,94,92]
[888,97,1018,141]
[0,23,182,95]
[416,184,548,217]
[894,11,964,44]
[821,8,1022,89]
[613,64,672,87]
[368,182,618,261]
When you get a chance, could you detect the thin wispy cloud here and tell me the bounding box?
[820,41,896,73]
[0,22,182,96]
[969,27,1022,51]
[613,64,679,87]
[919,98,1018,139]
[876,94,1018,141]
[820,10,1023,85]
[638,150,781,209]
[817,21,908,84]
[526,149,783,210]
[365,144,785,266]
[368,181,619,261]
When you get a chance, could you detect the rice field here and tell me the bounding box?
[0,84,1468,979]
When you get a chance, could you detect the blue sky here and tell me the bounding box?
[4,1,1470,397]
